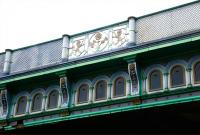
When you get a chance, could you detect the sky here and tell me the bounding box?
[0,0,195,53]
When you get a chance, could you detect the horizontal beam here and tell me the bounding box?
[0,35,200,86]
[3,87,200,131]
[4,94,200,130]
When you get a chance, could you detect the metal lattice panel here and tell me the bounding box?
[10,39,63,74]
[136,2,200,44]
[0,54,5,74]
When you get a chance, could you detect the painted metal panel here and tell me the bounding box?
[136,2,200,43]
[10,39,62,74]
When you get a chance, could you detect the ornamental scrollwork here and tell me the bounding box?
[89,32,109,52]
[0,89,8,118]
[68,25,128,59]
[60,76,69,107]
[69,38,87,57]
[112,28,128,47]
[128,63,139,94]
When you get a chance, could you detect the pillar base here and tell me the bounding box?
[127,42,136,47]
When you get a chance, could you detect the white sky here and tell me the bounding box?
[0,0,194,52]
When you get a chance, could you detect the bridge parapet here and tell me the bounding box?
[67,21,130,60]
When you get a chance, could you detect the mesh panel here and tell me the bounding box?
[10,39,62,73]
[136,2,200,44]
[0,54,5,74]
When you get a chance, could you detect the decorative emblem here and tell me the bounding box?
[69,38,87,57]
[112,28,128,47]
[128,63,139,94]
[68,25,128,59]
[89,32,109,52]
[0,89,8,118]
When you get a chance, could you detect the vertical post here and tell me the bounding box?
[3,49,12,74]
[10,102,16,117]
[42,96,47,111]
[143,77,147,95]
[59,92,62,108]
[71,90,76,107]
[108,83,112,100]
[26,98,31,115]
[186,68,192,87]
[128,16,136,45]
[62,34,70,60]
[164,73,169,90]
[127,80,132,96]
[89,87,94,103]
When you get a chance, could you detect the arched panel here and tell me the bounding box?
[31,93,43,112]
[144,64,166,78]
[77,84,89,104]
[110,71,130,98]
[95,80,107,101]
[113,77,126,97]
[16,96,27,115]
[149,69,163,91]
[170,65,186,87]
[47,90,59,109]
[194,62,200,84]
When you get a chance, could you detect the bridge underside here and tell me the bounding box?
[6,100,200,134]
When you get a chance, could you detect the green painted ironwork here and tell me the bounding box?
[11,93,200,130]
[0,34,199,86]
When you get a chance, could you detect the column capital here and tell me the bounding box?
[59,92,63,96]
[128,16,137,21]
[0,85,7,90]
[186,68,192,71]
[55,71,67,77]
[126,79,132,83]
[123,56,136,63]
[5,49,13,52]
[108,83,113,86]
[164,72,169,75]
[62,34,70,38]
[73,89,77,93]
[141,76,147,80]
[89,86,94,90]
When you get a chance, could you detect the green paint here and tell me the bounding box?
[4,85,199,122]
[2,85,200,131]
[0,35,199,86]
[4,126,16,131]
[20,95,200,128]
